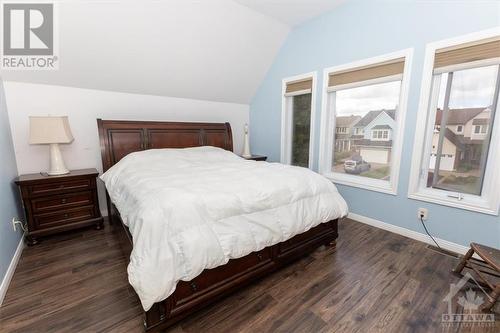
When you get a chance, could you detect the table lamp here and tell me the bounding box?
[242,123,251,158]
[29,116,74,175]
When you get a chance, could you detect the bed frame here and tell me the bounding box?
[97,119,338,332]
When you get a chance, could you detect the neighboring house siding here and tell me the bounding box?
[449,125,464,135]
[335,115,361,152]
[469,109,491,140]
[353,110,395,164]
[432,108,491,171]
[430,136,457,171]
[461,109,491,138]
[362,111,396,141]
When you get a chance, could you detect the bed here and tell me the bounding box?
[97,119,348,332]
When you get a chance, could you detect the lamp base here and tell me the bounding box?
[48,143,69,176]
[47,169,70,176]
[242,128,251,158]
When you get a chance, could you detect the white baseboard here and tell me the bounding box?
[0,236,24,306]
[347,212,476,258]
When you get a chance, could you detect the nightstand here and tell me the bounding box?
[242,155,267,161]
[14,168,104,245]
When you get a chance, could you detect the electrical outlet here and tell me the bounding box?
[418,208,428,221]
[12,217,24,232]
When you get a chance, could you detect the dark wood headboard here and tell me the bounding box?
[97,119,233,172]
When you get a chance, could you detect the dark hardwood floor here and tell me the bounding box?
[1,218,498,332]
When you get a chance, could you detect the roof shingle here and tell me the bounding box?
[435,107,486,125]
[353,109,395,128]
[336,115,361,127]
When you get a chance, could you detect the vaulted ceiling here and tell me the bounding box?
[234,0,346,26]
[0,0,345,104]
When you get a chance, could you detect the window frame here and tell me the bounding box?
[318,49,413,195]
[281,71,317,169]
[408,28,500,215]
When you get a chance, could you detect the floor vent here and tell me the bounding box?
[425,245,460,258]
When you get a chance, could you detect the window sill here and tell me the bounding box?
[408,190,499,216]
[324,172,397,196]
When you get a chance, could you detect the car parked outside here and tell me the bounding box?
[344,155,371,174]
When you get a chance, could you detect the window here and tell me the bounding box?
[372,129,389,140]
[281,73,316,168]
[473,124,488,134]
[319,49,412,194]
[409,30,500,215]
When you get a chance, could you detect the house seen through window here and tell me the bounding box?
[408,34,500,214]
[333,80,401,181]
[426,64,499,196]
[320,53,410,194]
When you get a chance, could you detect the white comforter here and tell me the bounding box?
[101,146,348,310]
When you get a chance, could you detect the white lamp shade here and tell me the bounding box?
[29,116,74,144]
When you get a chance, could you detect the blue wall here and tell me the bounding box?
[250,0,500,247]
[0,79,22,286]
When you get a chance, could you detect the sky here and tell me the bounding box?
[335,64,499,117]
[336,80,400,116]
[438,64,498,109]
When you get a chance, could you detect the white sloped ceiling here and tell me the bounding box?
[1,0,346,103]
[0,0,290,104]
[234,0,346,26]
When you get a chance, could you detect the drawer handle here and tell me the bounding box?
[61,199,67,204]
[257,253,263,261]
[190,282,198,292]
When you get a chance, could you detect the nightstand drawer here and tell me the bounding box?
[29,179,92,197]
[31,191,94,213]
[33,206,96,228]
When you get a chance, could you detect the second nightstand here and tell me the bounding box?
[242,155,267,161]
[15,168,104,245]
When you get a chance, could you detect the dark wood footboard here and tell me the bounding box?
[112,204,338,332]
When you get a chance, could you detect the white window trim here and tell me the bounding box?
[318,48,413,195]
[281,71,317,169]
[408,27,500,215]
